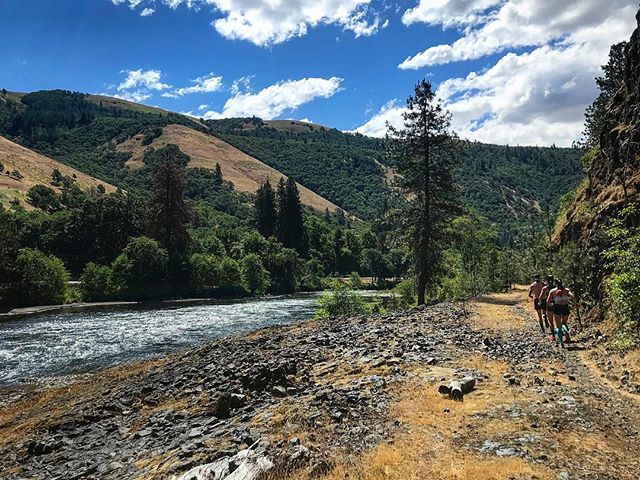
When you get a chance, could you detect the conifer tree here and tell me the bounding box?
[254,179,277,238]
[387,80,460,305]
[213,163,223,185]
[147,145,192,257]
[276,177,306,255]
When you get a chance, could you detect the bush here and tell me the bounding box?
[190,253,221,290]
[315,281,377,318]
[80,262,114,301]
[348,271,365,289]
[15,248,68,306]
[241,254,270,295]
[111,236,168,292]
[390,278,416,309]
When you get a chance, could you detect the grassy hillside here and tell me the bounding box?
[0,90,583,228]
[117,124,339,212]
[0,135,116,209]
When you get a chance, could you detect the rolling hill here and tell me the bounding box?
[117,124,339,212]
[0,135,116,209]
[0,89,584,228]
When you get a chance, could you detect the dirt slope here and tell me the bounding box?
[117,124,339,212]
[0,136,116,208]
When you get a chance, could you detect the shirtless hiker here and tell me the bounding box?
[528,274,545,333]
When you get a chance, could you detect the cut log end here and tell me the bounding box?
[439,377,476,401]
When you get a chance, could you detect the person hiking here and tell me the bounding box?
[540,275,554,334]
[547,278,575,347]
[527,274,545,333]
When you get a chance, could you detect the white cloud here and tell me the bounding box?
[198,104,210,111]
[375,0,638,145]
[118,69,170,91]
[173,73,223,96]
[402,0,501,29]
[200,77,343,119]
[111,90,153,103]
[350,100,405,137]
[140,7,155,16]
[299,118,313,123]
[399,0,636,69]
[111,0,384,46]
[231,75,253,95]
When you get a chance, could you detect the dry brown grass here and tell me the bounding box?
[0,136,116,207]
[309,356,552,480]
[117,124,340,212]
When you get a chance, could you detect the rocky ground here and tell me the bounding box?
[0,288,639,479]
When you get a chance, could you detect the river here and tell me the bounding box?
[0,293,324,386]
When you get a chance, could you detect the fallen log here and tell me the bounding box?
[438,377,476,401]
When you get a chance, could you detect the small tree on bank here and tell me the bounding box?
[387,80,460,305]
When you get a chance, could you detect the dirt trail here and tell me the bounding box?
[316,287,640,480]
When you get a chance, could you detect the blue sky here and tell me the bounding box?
[0,0,637,145]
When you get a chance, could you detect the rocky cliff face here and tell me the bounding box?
[556,9,640,297]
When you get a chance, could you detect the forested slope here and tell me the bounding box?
[206,118,583,227]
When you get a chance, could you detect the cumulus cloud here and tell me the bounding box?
[118,69,170,91]
[399,0,636,69]
[200,77,343,119]
[140,7,155,16]
[402,0,501,29]
[351,100,405,137]
[112,90,153,103]
[372,0,638,145]
[173,73,223,96]
[111,0,384,46]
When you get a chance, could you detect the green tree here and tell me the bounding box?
[15,248,68,306]
[583,41,627,148]
[254,179,277,238]
[147,145,192,256]
[27,185,62,212]
[387,80,460,304]
[277,177,306,255]
[189,253,221,290]
[241,253,270,295]
[80,263,114,301]
[213,163,223,185]
[218,257,243,293]
[111,236,168,291]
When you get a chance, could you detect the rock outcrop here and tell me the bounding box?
[556,8,640,297]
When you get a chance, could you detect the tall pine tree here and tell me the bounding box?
[388,80,460,305]
[276,177,306,255]
[254,179,277,238]
[147,145,192,257]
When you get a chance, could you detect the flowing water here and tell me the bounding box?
[0,293,323,386]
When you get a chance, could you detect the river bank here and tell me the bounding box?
[1,288,639,479]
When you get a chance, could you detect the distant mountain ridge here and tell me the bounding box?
[0,89,583,228]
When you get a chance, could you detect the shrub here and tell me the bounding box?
[111,236,168,291]
[241,254,270,295]
[348,271,365,289]
[315,281,376,318]
[15,248,68,306]
[80,262,114,301]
